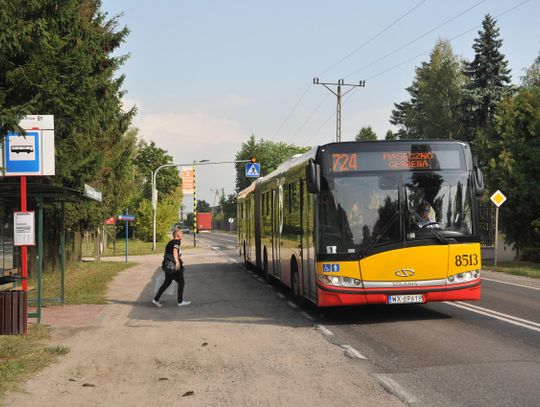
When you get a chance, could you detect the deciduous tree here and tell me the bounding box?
[487,59,540,252]
[234,135,310,192]
[390,39,465,140]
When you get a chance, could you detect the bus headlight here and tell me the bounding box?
[318,275,363,288]
[447,270,480,285]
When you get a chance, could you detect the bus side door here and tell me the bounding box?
[300,179,316,301]
[271,187,282,279]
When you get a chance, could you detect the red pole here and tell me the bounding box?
[21,176,28,291]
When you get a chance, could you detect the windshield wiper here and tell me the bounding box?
[407,208,449,245]
[360,210,399,258]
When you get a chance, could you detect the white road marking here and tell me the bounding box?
[444,301,540,333]
[276,293,286,299]
[300,311,314,321]
[482,277,540,291]
[287,300,299,309]
[211,246,220,250]
[226,246,236,249]
[315,324,334,336]
[373,374,417,404]
[340,344,366,360]
[194,239,212,249]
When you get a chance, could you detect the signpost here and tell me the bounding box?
[118,213,136,263]
[490,190,507,267]
[1,115,55,296]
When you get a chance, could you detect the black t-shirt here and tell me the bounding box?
[164,239,181,260]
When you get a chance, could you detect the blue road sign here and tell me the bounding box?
[245,163,260,178]
[118,214,136,221]
[5,131,40,174]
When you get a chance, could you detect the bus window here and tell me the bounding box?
[405,172,473,238]
[318,175,399,255]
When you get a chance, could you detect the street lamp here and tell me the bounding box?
[152,159,251,250]
[192,159,209,248]
[151,163,179,251]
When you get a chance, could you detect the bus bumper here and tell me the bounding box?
[316,281,481,307]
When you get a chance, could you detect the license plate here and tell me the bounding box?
[388,294,424,304]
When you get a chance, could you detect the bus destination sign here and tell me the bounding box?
[327,148,463,173]
[382,152,434,169]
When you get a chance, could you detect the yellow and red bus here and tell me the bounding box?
[238,140,484,307]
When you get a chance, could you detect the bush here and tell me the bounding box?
[521,247,540,263]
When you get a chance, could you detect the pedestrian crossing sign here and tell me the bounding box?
[245,163,260,178]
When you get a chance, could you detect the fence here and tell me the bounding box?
[478,204,495,247]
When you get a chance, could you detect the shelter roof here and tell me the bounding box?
[0,182,95,203]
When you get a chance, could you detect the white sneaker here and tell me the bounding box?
[177,301,191,307]
[152,299,162,308]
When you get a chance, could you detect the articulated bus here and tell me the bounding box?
[237,140,485,307]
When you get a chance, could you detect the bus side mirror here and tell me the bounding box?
[474,166,484,196]
[306,159,320,193]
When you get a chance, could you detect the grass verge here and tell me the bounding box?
[29,261,134,305]
[0,324,69,397]
[483,261,540,279]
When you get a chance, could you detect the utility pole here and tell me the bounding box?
[313,78,366,142]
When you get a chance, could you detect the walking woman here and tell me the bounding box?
[152,228,191,307]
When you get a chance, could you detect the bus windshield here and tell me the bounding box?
[404,172,473,238]
[318,172,474,255]
[319,175,400,255]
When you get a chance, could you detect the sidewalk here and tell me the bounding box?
[4,249,401,407]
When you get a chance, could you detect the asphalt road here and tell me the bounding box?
[196,231,540,407]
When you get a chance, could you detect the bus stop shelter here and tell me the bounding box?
[0,181,96,332]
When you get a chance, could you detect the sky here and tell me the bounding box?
[101,0,540,210]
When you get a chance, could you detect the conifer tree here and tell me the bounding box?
[1,0,136,229]
[355,126,377,141]
[461,14,512,147]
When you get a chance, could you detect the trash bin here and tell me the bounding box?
[0,290,28,335]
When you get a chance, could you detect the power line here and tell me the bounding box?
[365,0,532,81]
[317,0,427,78]
[344,0,486,79]
[270,0,428,142]
[271,83,312,140]
[288,93,331,144]
[304,0,532,145]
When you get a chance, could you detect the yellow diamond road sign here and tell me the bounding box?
[490,190,507,207]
